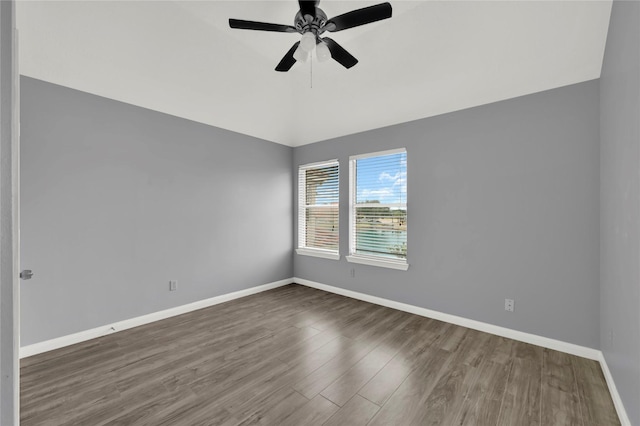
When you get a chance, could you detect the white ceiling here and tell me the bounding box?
[17,1,612,147]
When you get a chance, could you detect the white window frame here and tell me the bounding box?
[296,159,340,260]
[347,148,408,271]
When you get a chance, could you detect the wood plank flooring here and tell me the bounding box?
[20,284,620,426]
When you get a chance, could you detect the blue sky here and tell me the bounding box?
[310,152,407,206]
[356,152,407,205]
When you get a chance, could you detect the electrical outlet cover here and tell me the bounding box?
[505,298,514,312]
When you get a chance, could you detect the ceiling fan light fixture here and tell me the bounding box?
[293,45,309,62]
[316,41,331,62]
[300,32,317,52]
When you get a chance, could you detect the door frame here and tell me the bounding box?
[1,0,20,424]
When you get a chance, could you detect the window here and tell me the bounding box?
[348,148,408,270]
[297,160,340,260]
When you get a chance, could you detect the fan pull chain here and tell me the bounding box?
[310,53,313,89]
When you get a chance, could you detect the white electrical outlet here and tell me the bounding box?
[505,298,514,312]
[169,280,178,291]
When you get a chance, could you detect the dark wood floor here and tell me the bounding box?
[21,284,620,426]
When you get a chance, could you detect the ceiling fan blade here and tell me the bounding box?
[229,19,297,33]
[298,0,319,18]
[326,2,392,32]
[322,37,358,69]
[275,42,301,72]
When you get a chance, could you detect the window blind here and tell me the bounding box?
[298,160,339,253]
[350,149,407,261]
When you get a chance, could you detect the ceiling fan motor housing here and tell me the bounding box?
[295,8,328,36]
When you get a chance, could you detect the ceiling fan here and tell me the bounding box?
[229,0,392,72]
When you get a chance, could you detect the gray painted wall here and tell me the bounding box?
[1,1,19,423]
[294,80,601,349]
[20,77,293,346]
[600,1,640,424]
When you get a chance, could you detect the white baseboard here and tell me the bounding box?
[20,278,293,359]
[294,277,600,360]
[598,352,632,426]
[294,277,632,424]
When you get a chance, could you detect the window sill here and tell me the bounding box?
[346,255,409,271]
[296,248,340,261]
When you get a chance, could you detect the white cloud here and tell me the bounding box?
[379,171,400,182]
[360,188,394,201]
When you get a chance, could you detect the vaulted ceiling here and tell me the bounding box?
[18,1,612,147]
